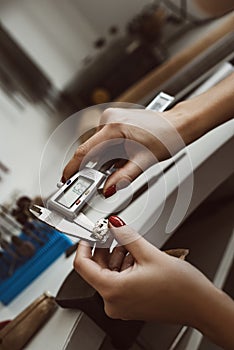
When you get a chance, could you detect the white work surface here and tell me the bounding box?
[0,68,233,350]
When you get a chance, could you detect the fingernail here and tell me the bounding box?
[109,215,126,227]
[0,320,11,330]
[103,184,116,198]
[61,176,66,183]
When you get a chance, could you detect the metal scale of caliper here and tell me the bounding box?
[30,92,176,244]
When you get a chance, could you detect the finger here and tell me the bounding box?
[62,127,116,181]
[93,233,115,268]
[103,160,142,197]
[76,240,92,259]
[120,253,135,271]
[108,245,128,271]
[103,147,156,197]
[109,222,162,263]
[74,241,107,287]
[164,248,189,260]
[93,247,110,268]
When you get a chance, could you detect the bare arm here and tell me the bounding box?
[194,0,234,16]
[200,288,234,350]
[164,72,234,145]
[63,73,234,196]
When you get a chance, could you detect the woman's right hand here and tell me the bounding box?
[62,107,184,197]
[62,72,234,197]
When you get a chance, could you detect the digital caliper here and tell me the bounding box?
[30,92,175,243]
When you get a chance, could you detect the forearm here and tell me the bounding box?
[194,0,234,16]
[196,286,234,349]
[164,72,234,145]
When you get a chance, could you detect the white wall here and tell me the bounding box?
[0,95,54,203]
[0,0,152,204]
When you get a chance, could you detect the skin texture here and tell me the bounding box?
[62,73,234,348]
[195,0,234,16]
[74,225,234,349]
[62,73,234,196]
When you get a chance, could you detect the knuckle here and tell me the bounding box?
[115,172,133,188]
[74,144,87,159]
[113,246,127,255]
[104,304,121,319]
[102,287,116,302]
[102,283,120,303]
[119,172,133,183]
[108,247,127,271]
[73,256,82,272]
[101,109,122,128]
[73,258,78,271]
[101,108,115,122]
[105,122,118,132]
[108,261,118,271]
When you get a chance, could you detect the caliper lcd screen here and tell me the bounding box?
[57,176,93,208]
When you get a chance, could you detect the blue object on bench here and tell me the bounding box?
[0,223,73,305]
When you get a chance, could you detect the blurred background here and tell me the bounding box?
[0,0,233,205]
[0,3,233,348]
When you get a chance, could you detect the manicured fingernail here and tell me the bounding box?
[0,320,11,330]
[103,184,116,198]
[61,176,66,183]
[108,215,126,227]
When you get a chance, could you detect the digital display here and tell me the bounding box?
[57,176,93,208]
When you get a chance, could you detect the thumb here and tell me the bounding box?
[108,216,162,263]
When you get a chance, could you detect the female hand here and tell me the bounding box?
[74,217,234,349]
[62,73,234,197]
[74,219,215,324]
[62,107,184,197]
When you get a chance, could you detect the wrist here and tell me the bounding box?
[194,286,234,349]
[163,73,234,147]
[163,100,207,146]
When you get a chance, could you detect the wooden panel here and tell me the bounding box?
[116,13,234,103]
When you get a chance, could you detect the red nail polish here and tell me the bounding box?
[109,215,126,227]
[104,184,116,198]
[0,320,11,331]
